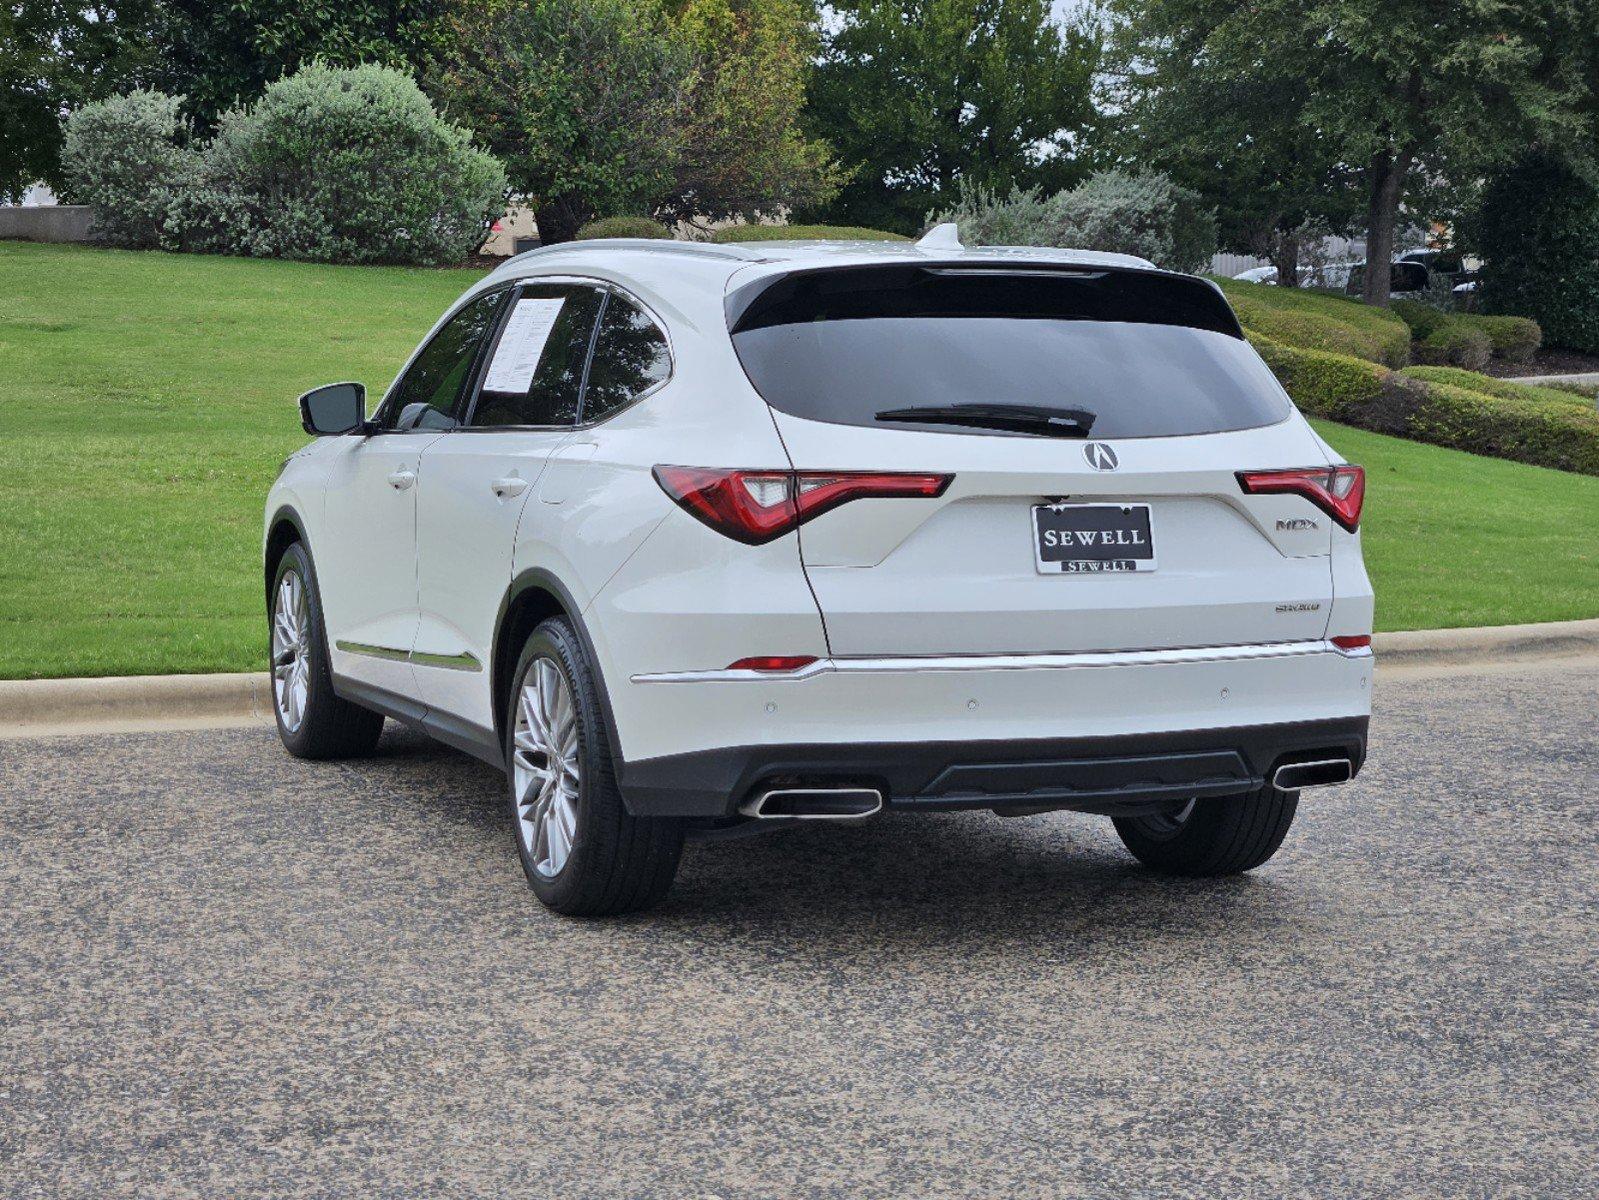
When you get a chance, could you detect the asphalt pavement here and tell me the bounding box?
[1,655,1595,1198]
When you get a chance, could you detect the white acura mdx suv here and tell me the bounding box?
[265,227,1373,915]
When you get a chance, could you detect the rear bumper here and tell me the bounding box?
[620,715,1368,818]
[614,641,1372,817]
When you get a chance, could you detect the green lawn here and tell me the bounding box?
[1,241,1595,679]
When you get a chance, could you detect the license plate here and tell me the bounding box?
[1032,503,1156,574]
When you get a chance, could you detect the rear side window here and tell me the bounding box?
[727,265,1291,439]
[471,284,606,428]
[581,293,671,422]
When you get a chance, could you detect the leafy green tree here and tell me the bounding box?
[1107,0,1594,305]
[804,0,1098,233]
[0,1,159,199]
[152,2,443,129]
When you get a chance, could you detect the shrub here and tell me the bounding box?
[1413,322,1492,371]
[60,91,198,250]
[1250,335,1599,475]
[1219,279,1411,367]
[1478,152,1599,353]
[1389,299,1451,340]
[932,171,1218,273]
[1399,367,1591,411]
[710,223,908,242]
[575,216,673,240]
[1461,314,1542,363]
[194,63,507,265]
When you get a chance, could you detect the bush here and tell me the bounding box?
[575,216,673,240]
[710,223,908,242]
[60,91,198,250]
[1219,279,1411,367]
[1478,152,1599,353]
[193,63,506,265]
[1413,322,1492,371]
[1399,367,1591,411]
[1250,335,1599,475]
[1461,314,1542,362]
[1389,299,1452,340]
[932,171,1218,273]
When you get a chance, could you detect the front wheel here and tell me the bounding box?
[1112,786,1299,876]
[505,617,684,916]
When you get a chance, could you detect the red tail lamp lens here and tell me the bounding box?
[1237,465,1365,531]
[726,656,818,672]
[1331,635,1372,652]
[653,466,952,544]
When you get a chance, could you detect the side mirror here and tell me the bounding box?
[299,382,367,436]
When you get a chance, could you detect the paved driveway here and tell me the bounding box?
[2,657,1595,1198]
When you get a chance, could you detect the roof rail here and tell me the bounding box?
[500,238,767,271]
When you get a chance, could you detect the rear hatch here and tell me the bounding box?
[727,262,1336,657]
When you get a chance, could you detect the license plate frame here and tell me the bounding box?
[1031,502,1156,575]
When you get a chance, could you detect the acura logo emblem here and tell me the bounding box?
[1083,442,1119,471]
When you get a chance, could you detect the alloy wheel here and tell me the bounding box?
[512,657,581,879]
[271,570,311,733]
[1138,798,1197,840]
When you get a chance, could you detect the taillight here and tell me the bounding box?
[653,466,952,545]
[1331,635,1371,653]
[726,655,818,672]
[1237,465,1365,532]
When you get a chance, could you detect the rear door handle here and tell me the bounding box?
[387,468,416,490]
[490,476,528,499]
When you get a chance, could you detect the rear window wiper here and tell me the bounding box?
[874,403,1097,438]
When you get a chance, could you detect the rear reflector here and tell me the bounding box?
[1331,635,1372,652]
[1237,464,1365,531]
[726,656,818,672]
[654,466,952,545]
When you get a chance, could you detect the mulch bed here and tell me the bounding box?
[1481,346,1599,379]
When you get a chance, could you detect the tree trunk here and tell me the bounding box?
[533,196,590,246]
[1361,146,1413,307]
[1271,228,1300,289]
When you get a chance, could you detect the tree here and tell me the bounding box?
[152,2,444,129]
[803,0,1098,233]
[0,1,159,199]
[663,0,841,229]
[431,0,838,243]
[1106,0,1594,305]
[430,0,695,244]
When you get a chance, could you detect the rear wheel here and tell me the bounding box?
[269,542,385,759]
[1113,786,1298,876]
[505,617,684,916]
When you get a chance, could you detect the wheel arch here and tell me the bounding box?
[264,506,311,608]
[492,569,626,778]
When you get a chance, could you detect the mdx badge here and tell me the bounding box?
[1083,442,1119,471]
[1276,517,1319,531]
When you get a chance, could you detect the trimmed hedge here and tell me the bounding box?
[575,216,672,240]
[1399,367,1592,411]
[1389,299,1451,340]
[1218,279,1410,367]
[1461,314,1541,362]
[1249,334,1599,476]
[710,223,908,243]
[1413,322,1492,371]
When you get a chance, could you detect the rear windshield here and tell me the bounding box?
[727,265,1291,439]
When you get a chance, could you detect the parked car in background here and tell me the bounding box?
[265,227,1373,915]
[1232,265,1278,284]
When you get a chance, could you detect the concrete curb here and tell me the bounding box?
[3,619,1597,737]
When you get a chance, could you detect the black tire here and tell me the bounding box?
[268,541,385,760]
[1112,786,1299,876]
[505,617,684,916]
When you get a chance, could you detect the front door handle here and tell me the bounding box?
[490,476,528,499]
[387,468,416,491]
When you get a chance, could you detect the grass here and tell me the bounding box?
[0,241,1594,679]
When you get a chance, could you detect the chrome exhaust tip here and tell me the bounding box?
[1272,758,1354,790]
[738,787,884,820]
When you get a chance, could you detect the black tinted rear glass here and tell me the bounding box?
[727,265,1290,439]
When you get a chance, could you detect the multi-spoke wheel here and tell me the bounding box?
[271,569,311,733]
[512,657,582,879]
[268,541,384,760]
[1113,787,1299,876]
[505,617,685,915]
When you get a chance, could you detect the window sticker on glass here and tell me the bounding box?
[483,297,568,394]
